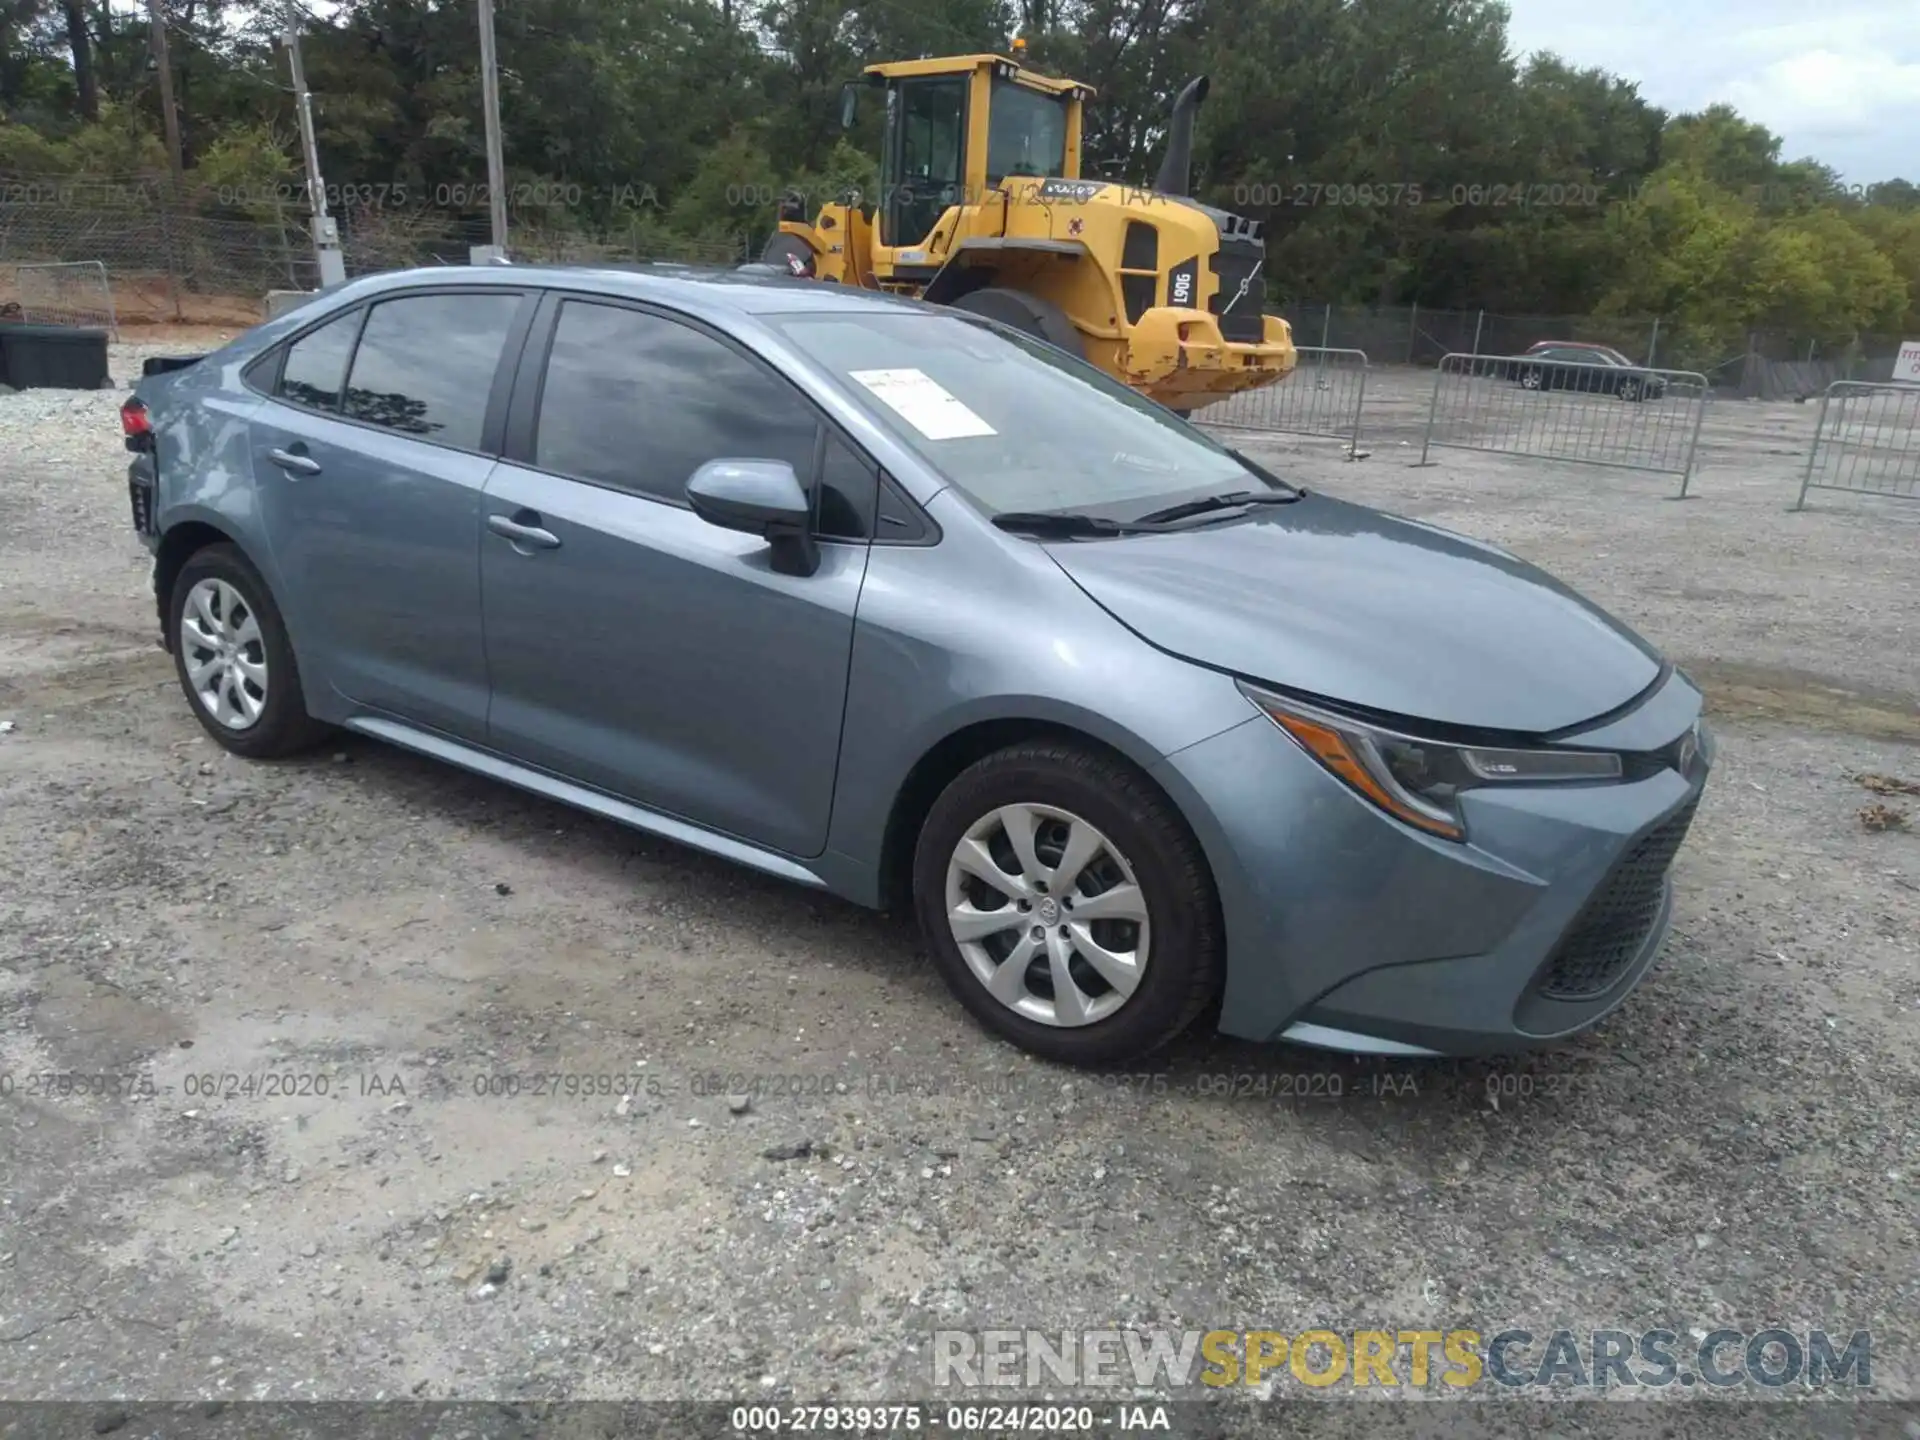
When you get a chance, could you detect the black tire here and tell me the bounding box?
[759,232,816,278]
[948,286,1086,360]
[1616,378,1643,402]
[169,542,329,759]
[911,740,1224,1066]
[1517,366,1544,391]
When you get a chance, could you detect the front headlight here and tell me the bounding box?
[1238,682,1623,842]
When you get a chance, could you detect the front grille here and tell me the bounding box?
[1536,795,1700,1001]
[1207,240,1265,342]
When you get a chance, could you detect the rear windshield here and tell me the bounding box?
[766,309,1261,517]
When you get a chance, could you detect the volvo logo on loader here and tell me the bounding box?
[1038,178,1107,203]
[758,49,1298,411]
[1228,262,1262,314]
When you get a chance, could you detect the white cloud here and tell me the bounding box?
[1501,0,1920,182]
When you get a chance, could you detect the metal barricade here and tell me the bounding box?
[1795,381,1920,509]
[14,259,119,338]
[1196,346,1369,452]
[1417,352,1709,496]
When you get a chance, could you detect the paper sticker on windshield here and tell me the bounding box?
[849,368,996,440]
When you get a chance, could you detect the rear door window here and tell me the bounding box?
[342,293,523,449]
[276,309,363,411]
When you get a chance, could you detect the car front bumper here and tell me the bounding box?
[1153,670,1712,1056]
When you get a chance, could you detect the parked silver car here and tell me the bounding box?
[122,266,1712,1065]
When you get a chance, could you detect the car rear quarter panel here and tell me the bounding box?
[138,285,397,652]
[142,350,273,585]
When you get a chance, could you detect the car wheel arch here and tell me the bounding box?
[874,714,1205,916]
[155,520,243,648]
[155,517,304,663]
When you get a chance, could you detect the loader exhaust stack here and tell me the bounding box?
[1152,75,1211,198]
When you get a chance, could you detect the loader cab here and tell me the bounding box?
[854,54,1091,255]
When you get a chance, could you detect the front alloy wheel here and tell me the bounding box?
[944,803,1151,1027]
[913,740,1223,1064]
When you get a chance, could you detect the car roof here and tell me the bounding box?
[324,261,928,318]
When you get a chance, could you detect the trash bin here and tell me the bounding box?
[0,324,113,390]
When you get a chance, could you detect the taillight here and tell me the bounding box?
[121,397,153,452]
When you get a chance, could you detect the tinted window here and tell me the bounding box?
[534,301,819,504]
[342,293,522,447]
[277,309,362,411]
[816,431,878,540]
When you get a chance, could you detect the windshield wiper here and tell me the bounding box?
[1131,488,1304,526]
[1226,448,1308,497]
[991,510,1163,538]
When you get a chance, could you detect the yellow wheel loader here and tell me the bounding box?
[760,50,1297,411]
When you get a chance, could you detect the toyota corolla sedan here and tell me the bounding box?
[122,265,1711,1066]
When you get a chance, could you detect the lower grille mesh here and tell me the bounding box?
[1537,796,1699,1001]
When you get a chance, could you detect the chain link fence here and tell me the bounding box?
[15,260,118,336]
[1,173,753,325]
[0,175,320,319]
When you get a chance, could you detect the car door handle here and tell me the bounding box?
[487,512,561,551]
[268,447,321,476]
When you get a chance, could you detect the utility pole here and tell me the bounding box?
[146,0,184,185]
[284,16,347,286]
[475,0,509,261]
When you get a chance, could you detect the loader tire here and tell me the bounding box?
[949,286,1084,359]
[760,233,817,278]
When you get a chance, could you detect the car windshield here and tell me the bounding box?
[766,308,1267,519]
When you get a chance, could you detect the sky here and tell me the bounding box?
[1501,0,1920,184]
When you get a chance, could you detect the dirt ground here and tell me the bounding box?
[0,349,1916,1436]
[1,273,267,336]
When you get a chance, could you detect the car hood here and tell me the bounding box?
[1045,493,1664,735]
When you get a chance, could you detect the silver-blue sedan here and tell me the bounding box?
[122,265,1711,1066]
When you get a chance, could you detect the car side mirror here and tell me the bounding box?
[686,459,819,577]
[839,83,858,130]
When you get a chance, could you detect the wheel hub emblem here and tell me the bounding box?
[1037,897,1060,925]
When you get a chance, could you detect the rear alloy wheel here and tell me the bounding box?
[180,576,268,730]
[170,543,328,759]
[913,741,1222,1064]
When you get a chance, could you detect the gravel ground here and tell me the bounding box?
[1,347,1917,1435]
